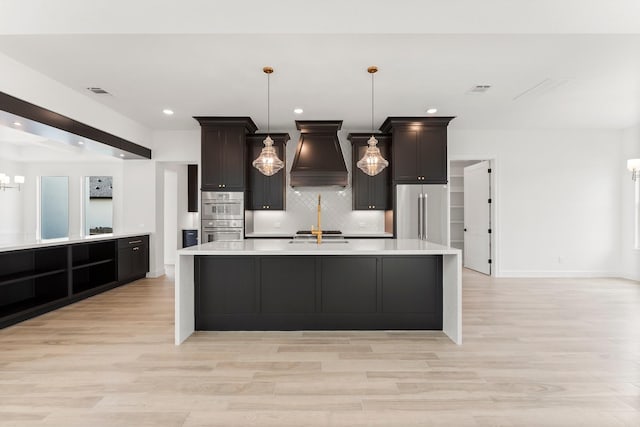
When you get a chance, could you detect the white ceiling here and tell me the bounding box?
[0,1,639,133]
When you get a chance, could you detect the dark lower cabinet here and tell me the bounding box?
[117,235,149,282]
[0,235,149,329]
[322,257,377,313]
[195,255,442,331]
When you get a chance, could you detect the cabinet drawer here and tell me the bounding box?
[118,235,149,249]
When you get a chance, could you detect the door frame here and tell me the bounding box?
[448,154,500,277]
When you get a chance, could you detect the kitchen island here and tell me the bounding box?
[175,239,462,345]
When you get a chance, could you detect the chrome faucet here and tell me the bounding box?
[311,194,322,244]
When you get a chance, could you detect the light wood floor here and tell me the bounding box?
[0,270,639,427]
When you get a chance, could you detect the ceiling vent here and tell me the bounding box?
[468,84,492,94]
[87,87,110,95]
[512,78,570,101]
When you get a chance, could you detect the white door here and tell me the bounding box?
[464,161,491,275]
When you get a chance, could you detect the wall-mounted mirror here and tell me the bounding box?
[84,176,113,235]
[40,176,69,239]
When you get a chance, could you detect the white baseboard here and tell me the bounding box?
[618,272,640,282]
[497,270,619,278]
[146,269,165,278]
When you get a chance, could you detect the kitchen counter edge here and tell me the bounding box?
[0,232,152,253]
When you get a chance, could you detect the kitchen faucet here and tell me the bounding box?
[311,194,322,244]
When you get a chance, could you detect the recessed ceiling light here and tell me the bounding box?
[162,109,174,116]
[293,108,303,114]
[426,108,438,114]
[119,153,125,158]
[77,141,84,145]
[13,121,21,126]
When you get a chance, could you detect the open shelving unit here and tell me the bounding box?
[0,246,69,320]
[0,235,148,329]
[71,241,117,294]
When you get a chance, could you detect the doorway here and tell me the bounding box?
[449,157,497,276]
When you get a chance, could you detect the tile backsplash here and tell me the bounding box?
[249,130,387,234]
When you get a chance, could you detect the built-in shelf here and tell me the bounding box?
[451,239,464,243]
[450,205,463,209]
[450,221,464,224]
[1,235,148,329]
[71,259,115,270]
[450,187,464,193]
[0,268,67,287]
[449,174,463,178]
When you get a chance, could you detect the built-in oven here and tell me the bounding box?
[202,220,244,242]
[201,191,244,220]
[201,191,244,242]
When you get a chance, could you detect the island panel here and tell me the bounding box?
[193,254,442,331]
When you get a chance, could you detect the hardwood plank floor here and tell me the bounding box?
[0,270,638,426]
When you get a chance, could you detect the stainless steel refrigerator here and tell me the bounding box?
[396,184,448,245]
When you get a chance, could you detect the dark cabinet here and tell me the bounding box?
[348,133,391,210]
[194,117,258,192]
[380,117,454,184]
[194,254,442,331]
[117,235,149,281]
[187,164,198,212]
[247,133,290,210]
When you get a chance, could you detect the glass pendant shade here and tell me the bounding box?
[253,136,284,176]
[357,136,389,176]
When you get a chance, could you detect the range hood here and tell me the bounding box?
[290,120,348,187]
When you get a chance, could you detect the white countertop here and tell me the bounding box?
[0,232,151,252]
[178,238,460,256]
[245,232,394,238]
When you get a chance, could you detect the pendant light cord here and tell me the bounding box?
[267,72,270,135]
[371,71,374,135]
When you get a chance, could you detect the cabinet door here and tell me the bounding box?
[201,128,223,190]
[117,248,133,281]
[221,128,246,191]
[248,140,285,210]
[381,256,441,314]
[352,144,373,210]
[418,127,447,183]
[392,129,419,183]
[130,244,148,277]
[249,141,267,210]
[371,142,390,209]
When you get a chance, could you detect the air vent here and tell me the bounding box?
[87,87,110,95]
[468,84,492,93]
[512,78,570,101]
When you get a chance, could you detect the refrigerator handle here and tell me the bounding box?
[423,193,428,241]
[418,193,423,239]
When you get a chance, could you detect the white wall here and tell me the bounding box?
[163,167,178,264]
[620,126,640,281]
[449,129,622,277]
[0,157,26,244]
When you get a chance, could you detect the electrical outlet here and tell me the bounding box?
[359,222,366,229]
[557,256,564,264]
[274,222,281,229]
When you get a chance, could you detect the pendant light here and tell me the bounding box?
[356,65,389,176]
[252,66,285,176]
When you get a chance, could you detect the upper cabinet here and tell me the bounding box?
[348,133,392,210]
[380,117,455,184]
[194,117,258,192]
[246,133,290,210]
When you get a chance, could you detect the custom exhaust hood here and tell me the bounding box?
[290,120,348,187]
